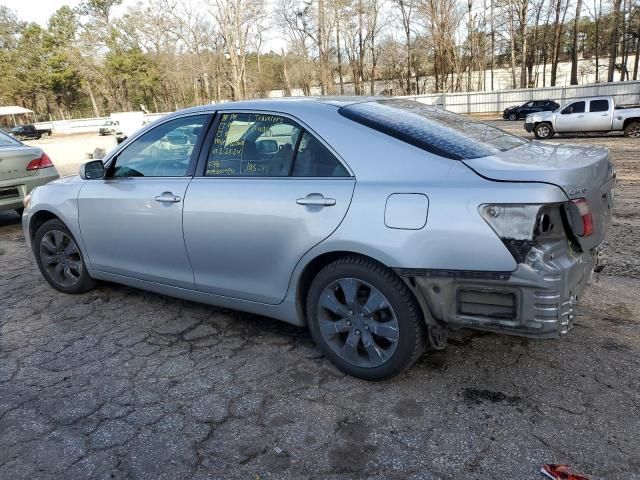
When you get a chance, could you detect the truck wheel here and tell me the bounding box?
[508,113,518,121]
[34,219,96,294]
[534,123,554,139]
[624,122,640,138]
[40,132,49,138]
[306,255,428,380]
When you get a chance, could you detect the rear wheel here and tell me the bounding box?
[306,256,427,380]
[624,121,640,138]
[40,132,49,139]
[534,122,554,139]
[508,113,518,121]
[34,219,96,294]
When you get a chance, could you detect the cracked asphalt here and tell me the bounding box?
[1,126,639,479]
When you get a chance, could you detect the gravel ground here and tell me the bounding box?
[1,126,639,480]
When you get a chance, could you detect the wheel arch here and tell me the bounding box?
[29,210,61,242]
[623,117,640,129]
[294,250,424,326]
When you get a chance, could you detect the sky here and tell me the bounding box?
[1,0,286,51]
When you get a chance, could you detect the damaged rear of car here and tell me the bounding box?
[339,99,614,340]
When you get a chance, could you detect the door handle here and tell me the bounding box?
[296,196,336,207]
[154,193,181,203]
[601,113,608,116]
[578,115,584,118]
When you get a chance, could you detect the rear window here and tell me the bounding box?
[0,131,20,146]
[338,99,527,160]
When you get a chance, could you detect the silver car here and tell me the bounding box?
[22,98,614,380]
[0,130,59,216]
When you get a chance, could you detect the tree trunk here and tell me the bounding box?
[570,0,583,84]
[551,0,563,86]
[607,0,622,82]
[335,2,344,94]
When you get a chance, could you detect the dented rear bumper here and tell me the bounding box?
[400,240,598,338]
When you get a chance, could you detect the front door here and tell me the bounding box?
[183,111,355,304]
[555,101,586,132]
[78,114,210,289]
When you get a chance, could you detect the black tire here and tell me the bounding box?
[34,218,96,294]
[623,121,640,138]
[15,208,24,217]
[508,113,518,121]
[306,255,428,381]
[534,122,554,139]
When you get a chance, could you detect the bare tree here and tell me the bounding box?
[570,0,583,84]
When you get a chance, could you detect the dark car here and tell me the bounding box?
[11,124,51,140]
[503,100,559,120]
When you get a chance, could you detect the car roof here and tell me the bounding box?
[175,96,380,116]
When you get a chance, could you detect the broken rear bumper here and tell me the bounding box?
[399,240,598,338]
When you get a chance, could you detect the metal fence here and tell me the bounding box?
[403,81,640,114]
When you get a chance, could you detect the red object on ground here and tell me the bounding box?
[541,464,591,480]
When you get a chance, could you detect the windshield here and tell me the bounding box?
[0,130,20,146]
[338,99,527,160]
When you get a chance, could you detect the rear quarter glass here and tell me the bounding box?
[338,99,527,160]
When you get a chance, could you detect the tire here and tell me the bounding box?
[534,122,554,139]
[40,132,49,138]
[15,208,24,217]
[34,218,96,294]
[306,255,428,381]
[624,121,640,138]
[508,113,518,121]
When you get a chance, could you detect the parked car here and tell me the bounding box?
[503,100,559,120]
[525,96,640,139]
[11,124,52,140]
[98,120,119,136]
[0,131,59,216]
[23,98,614,380]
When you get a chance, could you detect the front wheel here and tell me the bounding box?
[508,113,518,121]
[34,218,96,294]
[534,123,554,139]
[306,256,427,380]
[624,121,640,138]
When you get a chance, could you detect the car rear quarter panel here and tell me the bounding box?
[285,109,569,300]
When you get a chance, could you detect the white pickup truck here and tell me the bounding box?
[524,96,640,139]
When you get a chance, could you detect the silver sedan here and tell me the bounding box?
[0,130,59,216]
[22,98,614,380]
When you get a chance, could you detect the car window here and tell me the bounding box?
[523,102,534,107]
[205,113,302,177]
[339,99,527,160]
[0,131,20,146]
[111,115,207,178]
[292,131,349,177]
[589,100,609,113]
[562,101,585,114]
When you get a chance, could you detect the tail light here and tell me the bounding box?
[26,152,54,171]
[570,198,594,237]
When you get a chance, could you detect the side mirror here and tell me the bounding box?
[80,160,105,180]
[256,139,278,154]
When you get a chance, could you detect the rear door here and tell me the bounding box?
[183,111,355,304]
[78,114,210,289]
[584,98,612,131]
[555,101,586,132]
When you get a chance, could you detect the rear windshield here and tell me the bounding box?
[0,131,20,146]
[338,99,527,160]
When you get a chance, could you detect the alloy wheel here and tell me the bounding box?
[538,125,550,137]
[317,278,399,368]
[628,125,640,138]
[39,230,83,288]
